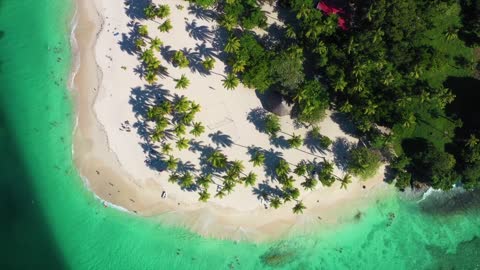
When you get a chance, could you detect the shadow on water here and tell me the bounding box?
[0,108,67,269]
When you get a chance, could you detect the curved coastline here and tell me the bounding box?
[71,0,394,242]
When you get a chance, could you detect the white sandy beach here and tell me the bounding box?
[72,0,393,242]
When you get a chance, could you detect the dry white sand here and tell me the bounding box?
[72,0,393,242]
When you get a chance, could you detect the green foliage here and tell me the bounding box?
[275,159,291,179]
[198,190,211,202]
[242,172,257,187]
[339,174,353,190]
[144,4,157,19]
[174,96,190,113]
[295,80,329,124]
[175,74,190,89]
[220,0,267,30]
[319,136,332,150]
[265,114,281,138]
[301,177,318,190]
[292,201,306,214]
[138,25,148,37]
[176,137,190,150]
[222,73,239,90]
[348,147,382,179]
[172,51,189,68]
[158,19,173,32]
[202,57,216,71]
[150,37,163,51]
[271,47,305,94]
[190,122,205,137]
[294,161,307,176]
[179,172,194,189]
[166,155,179,171]
[250,151,265,167]
[197,174,212,189]
[135,38,146,50]
[156,4,170,19]
[190,0,217,8]
[288,133,303,149]
[208,150,228,169]
[269,196,282,209]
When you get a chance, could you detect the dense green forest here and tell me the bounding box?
[188,0,480,191]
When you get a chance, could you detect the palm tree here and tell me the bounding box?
[207,150,227,169]
[156,4,170,18]
[189,122,204,137]
[265,114,281,138]
[135,38,146,50]
[220,14,237,31]
[275,159,291,179]
[145,71,157,85]
[281,175,295,189]
[176,137,190,150]
[294,162,307,176]
[269,196,282,209]
[175,74,190,89]
[197,174,212,189]
[189,102,201,114]
[222,179,236,194]
[215,189,226,199]
[334,77,347,92]
[444,27,458,41]
[174,123,186,137]
[229,160,245,178]
[181,111,195,125]
[232,59,246,73]
[180,172,194,189]
[151,129,165,142]
[301,177,318,191]
[242,172,257,187]
[340,100,353,113]
[158,19,173,32]
[340,174,353,190]
[166,155,179,171]
[174,97,190,113]
[144,4,157,19]
[250,151,265,167]
[222,73,239,90]
[202,57,216,71]
[467,134,479,148]
[138,25,149,37]
[172,51,189,68]
[402,113,416,128]
[292,201,306,214]
[288,133,303,149]
[150,37,163,51]
[198,190,210,202]
[285,26,297,39]
[224,36,240,53]
[168,173,179,184]
[159,100,173,115]
[161,143,172,155]
[364,100,378,116]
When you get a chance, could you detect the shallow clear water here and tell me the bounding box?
[0,0,479,269]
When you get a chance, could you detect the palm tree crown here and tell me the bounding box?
[250,151,265,167]
[175,74,190,89]
[222,73,239,90]
[207,150,228,168]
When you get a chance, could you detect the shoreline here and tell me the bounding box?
[71,0,395,242]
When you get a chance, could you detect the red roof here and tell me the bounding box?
[317,1,348,30]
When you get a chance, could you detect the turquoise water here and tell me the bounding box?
[1,0,479,269]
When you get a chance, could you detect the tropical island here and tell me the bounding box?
[73,0,479,240]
